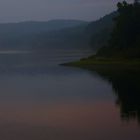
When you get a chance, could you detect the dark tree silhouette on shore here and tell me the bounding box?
[97,1,140,58]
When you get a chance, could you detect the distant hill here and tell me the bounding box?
[0,13,118,51]
[33,12,118,51]
[32,12,118,51]
[0,20,87,33]
[31,23,90,51]
[85,11,118,51]
[0,20,88,50]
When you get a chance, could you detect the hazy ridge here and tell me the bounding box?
[0,13,116,51]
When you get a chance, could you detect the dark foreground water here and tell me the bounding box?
[0,49,140,140]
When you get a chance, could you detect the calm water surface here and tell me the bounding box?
[0,48,140,140]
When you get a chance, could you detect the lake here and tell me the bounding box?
[0,48,140,140]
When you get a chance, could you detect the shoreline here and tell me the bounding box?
[60,56,140,70]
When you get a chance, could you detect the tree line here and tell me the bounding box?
[97,1,140,58]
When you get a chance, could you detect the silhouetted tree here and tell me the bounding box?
[97,1,140,58]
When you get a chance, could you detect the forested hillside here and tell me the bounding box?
[86,12,117,51]
[97,1,140,58]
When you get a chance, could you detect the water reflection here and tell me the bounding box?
[0,49,140,139]
[90,67,140,123]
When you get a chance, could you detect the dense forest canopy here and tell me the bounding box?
[97,1,140,58]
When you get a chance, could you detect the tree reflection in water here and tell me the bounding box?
[90,67,140,123]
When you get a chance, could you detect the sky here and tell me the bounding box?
[0,0,133,23]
